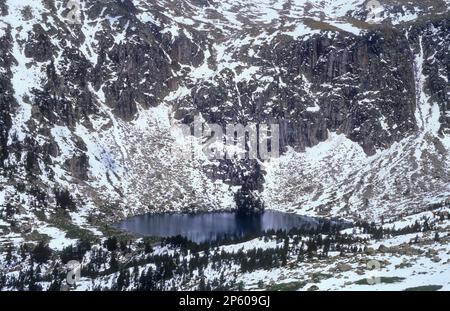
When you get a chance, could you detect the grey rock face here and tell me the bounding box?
[0,30,14,166]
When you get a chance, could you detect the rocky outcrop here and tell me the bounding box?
[0,29,14,167]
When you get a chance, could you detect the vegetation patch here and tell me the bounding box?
[266,281,306,291]
[404,285,443,291]
[354,276,405,285]
[24,230,51,244]
[47,211,96,241]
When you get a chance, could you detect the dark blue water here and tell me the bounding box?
[115,211,330,243]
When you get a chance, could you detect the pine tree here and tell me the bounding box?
[323,238,331,257]
[110,253,119,272]
[117,269,129,291]
[5,245,13,264]
[32,242,52,264]
[48,279,62,291]
[434,232,440,242]
[105,236,118,252]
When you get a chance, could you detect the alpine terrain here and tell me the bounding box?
[0,0,449,291]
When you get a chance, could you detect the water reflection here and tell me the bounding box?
[115,210,322,243]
